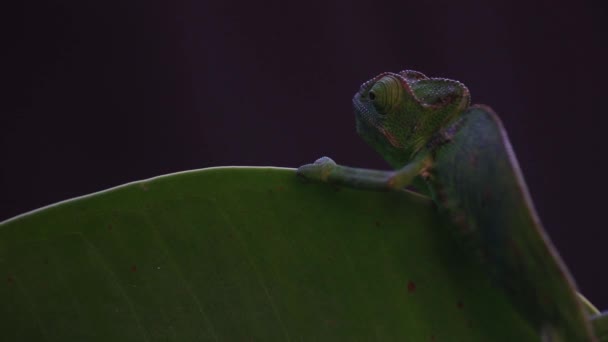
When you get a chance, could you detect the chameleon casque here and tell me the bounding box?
[297,70,597,341]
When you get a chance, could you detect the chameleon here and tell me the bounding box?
[296,70,597,341]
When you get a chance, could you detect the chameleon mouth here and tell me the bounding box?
[352,93,374,121]
[352,94,365,116]
[353,94,389,144]
[352,94,374,132]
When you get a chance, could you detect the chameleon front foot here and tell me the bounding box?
[296,156,337,183]
[297,152,431,191]
[297,156,411,191]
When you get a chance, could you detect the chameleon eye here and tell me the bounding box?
[369,82,390,115]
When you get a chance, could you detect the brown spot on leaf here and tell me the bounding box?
[430,335,436,341]
[107,224,113,231]
[276,185,284,191]
[325,319,336,327]
[407,280,416,293]
[7,276,14,284]
[140,183,149,191]
[457,300,464,309]
[131,265,137,273]
[375,220,381,227]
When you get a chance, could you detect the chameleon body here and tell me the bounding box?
[297,70,596,341]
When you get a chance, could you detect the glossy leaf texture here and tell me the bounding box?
[0,167,546,340]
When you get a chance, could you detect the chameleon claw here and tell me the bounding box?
[313,156,336,165]
[296,156,337,182]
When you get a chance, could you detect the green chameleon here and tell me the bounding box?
[297,70,597,341]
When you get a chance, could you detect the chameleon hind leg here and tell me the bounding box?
[296,153,431,191]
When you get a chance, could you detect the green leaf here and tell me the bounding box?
[0,167,539,341]
[592,312,608,342]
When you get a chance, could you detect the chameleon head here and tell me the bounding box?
[353,70,471,168]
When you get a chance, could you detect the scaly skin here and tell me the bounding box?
[297,70,596,341]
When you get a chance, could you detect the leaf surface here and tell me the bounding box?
[0,167,537,340]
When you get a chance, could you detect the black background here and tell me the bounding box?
[3,1,608,309]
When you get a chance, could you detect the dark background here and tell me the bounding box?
[3,0,608,310]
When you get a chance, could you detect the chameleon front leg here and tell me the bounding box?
[296,153,432,191]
